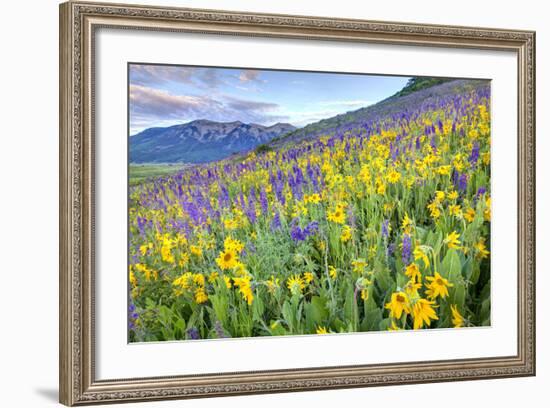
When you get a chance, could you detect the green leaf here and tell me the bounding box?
[440,249,462,282]
[304,296,328,327]
[378,318,392,331]
[362,307,382,331]
[252,295,265,323]
[343,285,355,323]
[281,300,295,332]
[450,282,466,309]
[374,259,394,295]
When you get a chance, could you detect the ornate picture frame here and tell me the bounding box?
[59,1,535,405]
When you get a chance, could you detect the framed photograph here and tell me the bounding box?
[59,1,536,405]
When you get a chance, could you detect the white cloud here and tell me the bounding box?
[129,84,288,134]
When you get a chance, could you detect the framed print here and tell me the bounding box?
[59,1,536,405]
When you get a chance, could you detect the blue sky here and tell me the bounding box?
[129,64,410,135]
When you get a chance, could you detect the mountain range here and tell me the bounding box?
[130,120,296,163]
[130,77,487,164]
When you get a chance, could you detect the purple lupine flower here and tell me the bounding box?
[128,303,139,330]
[391,144,398,162]
[187,327,200,340]
[458,173,468,193]
[274,180,285,205]
[245,189,257,224]
[437,118,443,133]
[476,186,487,197]
[387,242,396,258]
[469,141,480,166]
[259,187,268,214]
[381,219,390,238]
[402,234,412,264]
[290,219,318,242]
[137,216,148,235]
[219,184,230,209]
[271,211,281,231]
[303,220,319,237]
[238,191,246,211]
[290,221,306,242]
[245,201,256,224]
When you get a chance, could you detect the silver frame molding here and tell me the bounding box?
[59,1,536,405]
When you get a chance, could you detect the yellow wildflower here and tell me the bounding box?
[329,266,337,280]
[208,271,219,283]
[327,208,346,224]
[405,263,421,283]
[194,287,208,304]
[385,291,411,319]
[173,272,193,290]
[435,191,446,202]
[475,238,490,259]
[233,275,254,305]
[445,231,461,249]
[425,272,453,300]
[340,225,352,242]
[387,169,401,184]
[223,217,239,230]
[265,276,280,294]
[451,304,465,328]
[216,249,238,270]
[464,207,476,222]
[224,237,244,253]
[413,246,430,268]
[190,245,202,257]
[412,299,438,329]
[287,274,306,295]
[351,258,368,275]
[129,269,137,287]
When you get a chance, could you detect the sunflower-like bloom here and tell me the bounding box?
[425,272,453,300]
[385,291,411,319]
[327,208,346,224]
[265,276,280,294]
[464,207,476,222]
[445,231,461,249]
[451,304,465,328]
[475,238,490,259]
[194,287,208,304]
[303,272,315,284]
[387,169,401,184]
[413,246,430,268]
[405,263,421,283]
[189,245,203,257]
[340,225,352,242]
[286,274,306,295]
[233,276,254,305]
[224,236,244,253]
[216,249,238,270]
[412,298,439,329]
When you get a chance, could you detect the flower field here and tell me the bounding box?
[128,83,491,341]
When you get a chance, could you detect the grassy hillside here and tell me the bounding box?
[270,79,486,148]
[129,164,189,186]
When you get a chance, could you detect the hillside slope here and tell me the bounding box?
[270,79,488,148]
